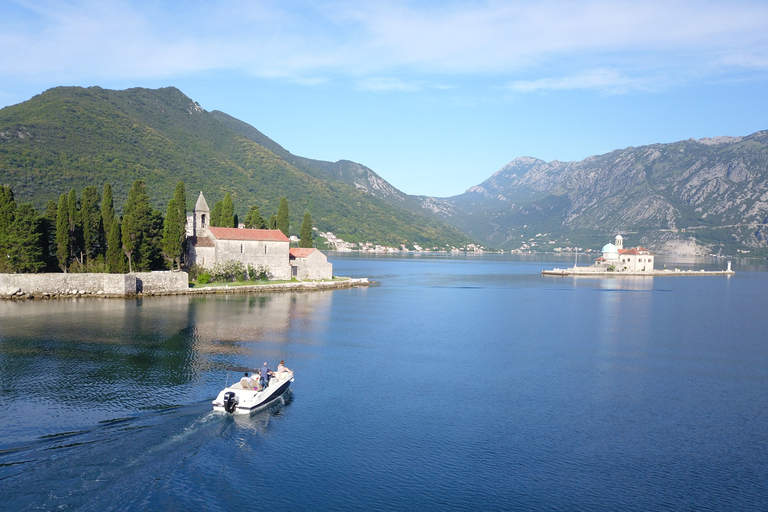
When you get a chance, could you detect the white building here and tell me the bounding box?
[595,234,655,272]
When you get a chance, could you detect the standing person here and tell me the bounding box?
[259,362,274,389]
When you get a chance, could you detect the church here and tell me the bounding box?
[186,192,332,281]
[595,234,655,272]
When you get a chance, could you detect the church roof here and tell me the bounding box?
[622,247,653,255]
[194,191,210,213]
[189,236,215,247]
[208,227,289,242]
[289,248,316,259]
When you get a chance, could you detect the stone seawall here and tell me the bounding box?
[0,271,188,299]
[0,272,368,299]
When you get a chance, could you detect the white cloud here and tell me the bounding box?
[506,69,654,94]
[2,0,768,89]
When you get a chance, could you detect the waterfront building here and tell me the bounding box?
[187,192,332,280]
[594,234,655,272]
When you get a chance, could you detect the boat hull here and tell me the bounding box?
[212,373,294,414]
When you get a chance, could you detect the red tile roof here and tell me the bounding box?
[622,247,653,255]
[289,248,316,259]
[190,236,215,247]
[208,227,289,242]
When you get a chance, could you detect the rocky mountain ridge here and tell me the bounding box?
[422,131,768,255]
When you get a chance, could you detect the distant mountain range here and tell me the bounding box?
[1,86,767,256]
[422,133,768,256]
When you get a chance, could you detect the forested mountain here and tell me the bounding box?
[0,86,472,249]
[420,133,768,256]
[3,85,766,257]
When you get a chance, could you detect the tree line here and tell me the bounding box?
[0,182,315,274]
[207,193,314,249]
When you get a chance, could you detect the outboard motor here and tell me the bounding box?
[223,391,238,413]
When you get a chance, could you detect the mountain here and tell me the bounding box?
[0,86,473,249]
[423,133,768,256]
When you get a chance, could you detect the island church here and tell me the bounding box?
[595,234,655,272]
[186,192,332,281]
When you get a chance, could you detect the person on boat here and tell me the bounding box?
[259,362,274,389]
[277,360,291,375]
[244,372,254,386]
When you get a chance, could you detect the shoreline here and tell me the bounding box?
[0,276,369,300]
[542,268,734,277]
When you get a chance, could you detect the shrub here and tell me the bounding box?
[210,260,247,282]
[197,273,211,284]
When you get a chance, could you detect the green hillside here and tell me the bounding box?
[0,86,473,248]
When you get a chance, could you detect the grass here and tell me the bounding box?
[188,276,351,288]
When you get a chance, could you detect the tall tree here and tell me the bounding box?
[162,187,187,271]
[6,203,44,273]
[80,185,103,261]
[121,180,152,273]
[269,214,277,230]
[220,192,235,228]
[138,208,165,271]
[55,193,69,272]
[299,212,314,248]
[101,183,115,231]
[42,200,59,271]
[276,197,289,237]
[106,219,124,273]
[244,205,266,229]
[67,188,82,265]
[0,186,15,271]
[210,200,223,227]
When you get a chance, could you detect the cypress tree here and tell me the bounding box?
[173,181,187,267]
[299,212,313,248]
[6,204,44,273]
[101,183,115,231]
[276,197,289,237]
[122,180,152,273]
[81,185,102,261]
[138,208,165,271]
[55,194,69,272]
[244,205,266,229]
[42,200,59,271]
[67,188,82,265]
[0,185,15,272]
[162,198,183,270]
[106,219,124,273]
[210,201,223,227]
[221,192,235,228]
[269,214,277,230]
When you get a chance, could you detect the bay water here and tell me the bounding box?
[1,254,766,511]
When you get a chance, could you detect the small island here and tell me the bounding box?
[542,235,735,276]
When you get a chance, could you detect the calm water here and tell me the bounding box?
[1,254,767,511]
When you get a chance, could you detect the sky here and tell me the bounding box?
[2,1,768,197]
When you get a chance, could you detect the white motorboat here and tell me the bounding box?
[212,366,294,414]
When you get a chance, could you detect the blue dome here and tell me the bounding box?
[601,243,618,254]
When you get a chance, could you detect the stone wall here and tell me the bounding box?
[133,271,189,294]
[0,273,137,297]
[0,271,189,298]
[214,239,291,280]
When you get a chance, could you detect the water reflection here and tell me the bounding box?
[0,291,332,444]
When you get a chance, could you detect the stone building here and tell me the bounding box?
[289,248,333,280]
[595,234,655,271]
[187,192,293,280]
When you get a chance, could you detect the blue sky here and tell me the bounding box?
[2,0,768,197]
